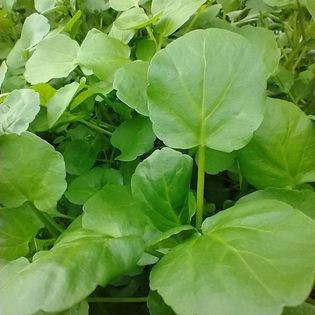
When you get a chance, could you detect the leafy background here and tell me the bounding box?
[0,0,315,315]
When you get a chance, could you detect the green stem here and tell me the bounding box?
[145,249,164,259]
[196,145,205,230]
[31,205,62,238]
[88,297,147,303]
[78,119,112,136]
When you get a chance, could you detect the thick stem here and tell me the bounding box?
[88,297,147,303]
[196,145,205,230]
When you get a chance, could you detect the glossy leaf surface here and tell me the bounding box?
[0,132,66,211]
[237,98,315,188]
[131,148,193,231]
[147,29,266,151]
[151,200,315,315]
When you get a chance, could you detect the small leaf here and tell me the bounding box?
[0,89,40,135]
[238,188,315,220]
[307,0,315,19]
[34,0,56,13]
[111,116,155,161]
[77,29,130,83]
[237,98,315,189]
[0,203,42,260]
[283,303,315,315]
[65,167,123,205]
[151,0,207,37]
[114,61,149,115]
[25,34,80,84]
[0,228,143,315]
[147,291,176,315]
[196,147,235,175]
[136,39,156,61]
[83,185,156,239]
[6,13,50,69]
[147,29,266,151]
[0,61,8,90]
[131,148,193,231]
[150,200,315,315]
[0,132,67,211]
[47,82,80,128]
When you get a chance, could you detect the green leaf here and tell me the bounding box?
[0,132,67,211]
[47,82,80,128]
[25,34,80,84]
[83,185,156,239]
[77,29,130,83]
[147,291,176,315]
[131,148,193,231]
[0,61,7,90]
[307,0,315,19]
[114,61,149,115]
[65,167,123,205]
[109,0,139,11]
[6,13,50,70]
[262,0,303,7]
[151,0,207,37]
[78,0,110,12]
[0,89,40,135]
[63,136,103,175]
[147,29,266,151]
[136,39,156,61]
[237,26,280,77]
[111,116,155,161]
[238,188,315,220]
[150,199,315,315]
[0,203,42,260]
[237,98,315,189]
[0,228,143,315]
[196,147,235,175]
[34,0,56,14]
[283,303,315,315]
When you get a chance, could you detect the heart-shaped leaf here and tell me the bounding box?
[147,28,266,151]
[150,199,315,315]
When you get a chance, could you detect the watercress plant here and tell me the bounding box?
[0,1,315,315]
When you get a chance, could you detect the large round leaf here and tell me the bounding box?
[150,199,315,315]
[0,228,143,315]
[237,98,315,188]
[131,148,193,231]
[147,28,266,151]
[0,132,67,211]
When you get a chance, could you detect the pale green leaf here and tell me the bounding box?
[0,228,143,315]
[0,89,40,135]
[0,132,67,211]
[34,300,89,315]
[151,0,206,36]
[77,29,130,83]
[114,61,149,115]
[151,200,315,315]
[109,0,138,11]
[47,82,80,128]
[83,185,156,239]
[0,61,7,90]
[77,0,109,12]
[65,167,123,205]
[196,147,235,175]
[25,34,80,84]
[34,0,56,13]
[0,203,42,260]
[131,148,193,231]
[111,116,155,161]
[238,188,315,220]
[237,26,280,77]
[147,29,266,151]
[237,98,315,189]
[6,13,50,69]
[263,0,306,7]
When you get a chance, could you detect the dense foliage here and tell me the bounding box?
[0,0,315,314]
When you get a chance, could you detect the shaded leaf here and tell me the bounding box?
[147,291,176,315]
[282,303,315,315]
